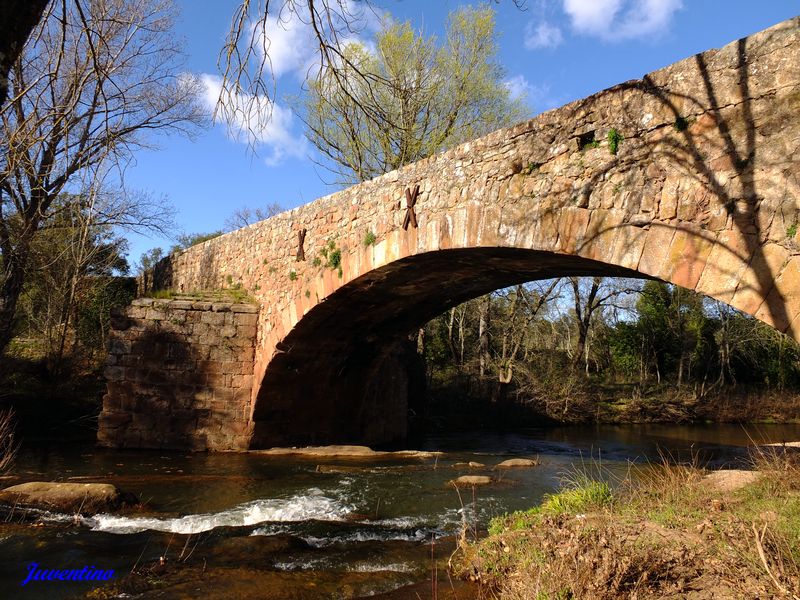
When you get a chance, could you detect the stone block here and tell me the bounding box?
[131,298,154,307]
[660,227,715,290]
[198,360,223,375]
[236,313,258,327]
[231,303,258,314]
[637,225,676,278]
[230,373,252,390]
[730,243,790,316]
[219,325,237,338]
[201,312,226,325]
[754,256,800,333]
[237,347,255,362]
[695,229,757,303]
[557,207,591,255]
[169,301,194,310]
[103,366,125,382]
[580,209,625,262]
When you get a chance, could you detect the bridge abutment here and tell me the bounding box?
[98,298,258,451]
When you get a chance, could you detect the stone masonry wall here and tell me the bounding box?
[141,18,800,446]
[98,298,259,451]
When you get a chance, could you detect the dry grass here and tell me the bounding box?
[0,409,17,473]
[453,446,800,599]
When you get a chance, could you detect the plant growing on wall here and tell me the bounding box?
[319,238,343,278]
[607,128,623,155]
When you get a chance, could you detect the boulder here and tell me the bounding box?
[0,482,138,514]
[495,458,539,468]
[452,461,486,469]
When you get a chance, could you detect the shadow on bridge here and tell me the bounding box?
[249,20,799,448]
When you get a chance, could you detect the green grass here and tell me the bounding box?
[142,288,255,303]
[489,477,612,534]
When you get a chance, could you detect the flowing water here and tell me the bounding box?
[2,423,800,599]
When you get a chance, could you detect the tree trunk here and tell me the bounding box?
[0,248,29,359]
[0,0,50,108]
[478,294,490,377]
[575,326,587,370]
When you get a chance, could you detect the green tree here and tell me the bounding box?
[16,192,137,371]
[301,6,527,183]
[0,0,205,358]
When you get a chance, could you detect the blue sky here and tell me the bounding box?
[123,0,799,265]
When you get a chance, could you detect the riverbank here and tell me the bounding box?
[451,446,800,599]
[417,376,800,435]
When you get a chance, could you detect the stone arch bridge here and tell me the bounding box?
[99,18,800,451]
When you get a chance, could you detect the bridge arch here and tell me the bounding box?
[143,17,799,449]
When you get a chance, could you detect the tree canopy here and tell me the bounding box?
[301,6,527,183]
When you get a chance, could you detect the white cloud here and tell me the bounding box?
[254,12,315,80]
[505,75,533,101]
[524,21,564,49]
[563,0,622,35]
[562,0,681,40]
[253,1,383,81]
[210,0,382,165]
[616,0,683,39]
[199,73,307,166]
[504,76,559,112]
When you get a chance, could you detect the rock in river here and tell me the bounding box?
[495,458,539,468]
[0,481,138,514]
[450,475,493,487]
[253,445,441,460]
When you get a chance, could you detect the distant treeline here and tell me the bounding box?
[419,278,800,424]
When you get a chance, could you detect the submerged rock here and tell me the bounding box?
[452,462,486,469]
[495,458,539,468]
[252,445,441,460]
[450,475,493,487]
[0,481,138,514]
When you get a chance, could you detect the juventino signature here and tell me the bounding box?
[21,563,115,586]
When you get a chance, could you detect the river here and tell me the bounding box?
[2,423,799,599]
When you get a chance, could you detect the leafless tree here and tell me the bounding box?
[568,277,640,374]
[491,280,560,384]
[0,0,206,357]
[224,201,284,230]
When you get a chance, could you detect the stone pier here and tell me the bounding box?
[98,298,258,451]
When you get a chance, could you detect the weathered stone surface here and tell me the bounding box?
[0,482,138,514]
[116,18,799,451]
